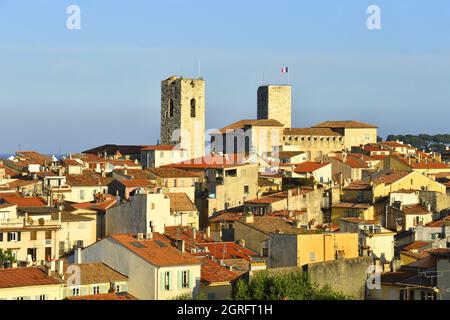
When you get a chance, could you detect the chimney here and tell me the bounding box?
[74,248,82,264]
[192,228,197,239]
[206,226,211,238]
[426,202,431,212]
[146,232,153,239]
[244,214,254,224]
[238,239,246,248]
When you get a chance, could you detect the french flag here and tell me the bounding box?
[281,67,289,73]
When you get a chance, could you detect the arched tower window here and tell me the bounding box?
[169,99,175,118]
[190,99,196,118]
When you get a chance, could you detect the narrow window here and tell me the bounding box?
[169,99,175,118]
[182,271,189,288]
[190,99,196,117]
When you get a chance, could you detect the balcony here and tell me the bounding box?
[0,218,24,228]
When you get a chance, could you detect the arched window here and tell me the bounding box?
[169,99,174,118]
[190,99,196,118]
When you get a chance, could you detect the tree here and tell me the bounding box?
[0,249,15,268]
[233,269,352,300]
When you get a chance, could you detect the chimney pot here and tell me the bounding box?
[74,248,82,264]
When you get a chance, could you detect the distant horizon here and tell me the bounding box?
[1,0,449,154]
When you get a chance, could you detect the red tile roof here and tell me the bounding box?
[402,204,430,215]
[0,268,62,289]
[313,120,377,129]
[0,196,47,208]
[194,242,259,261]
[215,119,284,134]
[402,241,432,251]
[166,193,197,212]
[167,154,247,169]
[283,127,341,136]
[199,257,241,284]
[68,293,137,300]
[141,145,184,151]
[116,179,155,188]
[164,226,211,252]
[343,180,372,191]
[110,233,201,267]
[294,161,330,173]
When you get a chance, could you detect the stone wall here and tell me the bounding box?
[419,190,450,215]
[257,85,291,128]
[160,76,205,159]
[303,256,372,300]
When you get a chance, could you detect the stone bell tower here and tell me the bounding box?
[160,76,205,160]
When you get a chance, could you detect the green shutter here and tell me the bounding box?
[189,270,195,289]
[177,271,182,290]
[160,272,165,291]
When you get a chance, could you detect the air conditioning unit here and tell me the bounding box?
[137,233,144,240]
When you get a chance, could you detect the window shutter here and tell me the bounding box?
[168,271,172,290]
[160,272,165,291]
[189,270,195,289]
[17,232,21,241]
[177,271,182,290]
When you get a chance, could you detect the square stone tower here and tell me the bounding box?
[160,76,205,160]
[257,85,292,128]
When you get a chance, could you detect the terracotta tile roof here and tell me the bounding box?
[312,120,377,129]
[67,293,137,300]
[283,127,341,136]
[65,173,112,187]
[110,233,201,267]
[238,216,313,235]
[68,194,117,212]
[245,188,314,205]
[371,155,388,160]
[382,141,411,148]
[116,179,155,188]
[64,262,127,285]
[215,119,284,134]
[372,170,411,185]
[0,203,16,209]
[63,159,82,166]
[332,202,373,209]
[411,162,450,170]
[167,154,247,169]
[16,151,52,165]
[166,193,197,212]
[209,210,244,223]
[114,169,155,180]
[402,204,430,215]
[275,151,306,159]
[332,155,369,169]
[0,195,47,208]
[402,241,432,251]
[0,267,62,289]
[82,144,150,156]
[199,257,241,284]
[78,154,109,164]
[141,145,184,151]
[294,161,330,173]
[195,242,259,261]
[426,216,450,227]
[164,226,211,252]
[339,217,379,224]
[108,159,141,168]
[147,167,200,178]
[258,178,278,187]
[343,180,372,191]
[0,179,38,189]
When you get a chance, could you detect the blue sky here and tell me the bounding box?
[0,0,449,154]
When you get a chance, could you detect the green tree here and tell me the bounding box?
[234,269,352,300]
[0,249,15,268]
